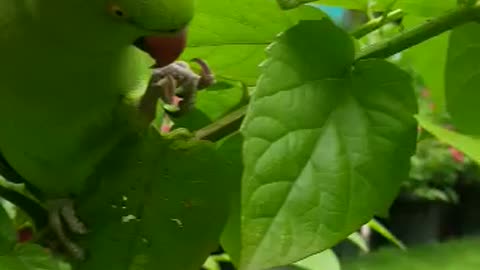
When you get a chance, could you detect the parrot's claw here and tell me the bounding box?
[138,59,216,127]
[46,198,87,261]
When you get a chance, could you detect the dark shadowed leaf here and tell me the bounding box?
[217,132,244,266]
[0,244,70,270]
[74,129,235,270]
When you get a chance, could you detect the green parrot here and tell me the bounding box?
[0,0,214,259]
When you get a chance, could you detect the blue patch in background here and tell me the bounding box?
[309,4,345,24]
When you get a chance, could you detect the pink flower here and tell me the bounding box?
[161,124,171,133]
[449,147,464,163]
[421,89,431,98]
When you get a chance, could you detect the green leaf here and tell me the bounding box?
[347,232,369,252]
[74,129,235,270]
[293,249,340,270]
[0,204,15,254]
[343,237,480,270]
[182,0,326,85]
[203,257,221,270]
[416,115,480,164]
[445,22,480,134]
[203,254,232,270]
[240,19,418,270]
[0,244,71,270]
[401,16,450,114]
[367,219,406,250]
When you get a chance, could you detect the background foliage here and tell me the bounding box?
[1,0,480,269]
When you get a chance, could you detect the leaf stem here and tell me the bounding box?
[195,106,248,141]
[356,3,480,60]
[350,9,405,39]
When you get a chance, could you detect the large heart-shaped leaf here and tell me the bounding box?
[445,22,480,134]
[240,19,417,270]
[73,129,234,270]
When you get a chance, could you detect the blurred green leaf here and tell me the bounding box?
[343,237,480,270]
[368,219,406,250]
[416,115,480,164]
[445,22,480,134]
[347,232,369,252]
[402,16,450,114]
[182,0,326,85]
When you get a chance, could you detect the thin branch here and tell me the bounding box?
[194,105,247,142]
[356,3,480,60]
[350,9,404,39]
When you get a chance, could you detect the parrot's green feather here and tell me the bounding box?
[0,0,194,198]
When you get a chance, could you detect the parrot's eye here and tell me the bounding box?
[108,4,128,19]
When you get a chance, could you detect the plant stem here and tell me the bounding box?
[350,9,405,39]
[356,3,480,60]
[194,3,480,142]
[195,105,247,141]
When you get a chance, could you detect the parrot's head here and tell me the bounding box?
[104,0,194,67]
[34,0,194,67]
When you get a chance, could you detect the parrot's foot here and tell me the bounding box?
[138,58,215,126]
[46,198,87,260]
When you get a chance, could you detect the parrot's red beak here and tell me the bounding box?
[135,28,188,68]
